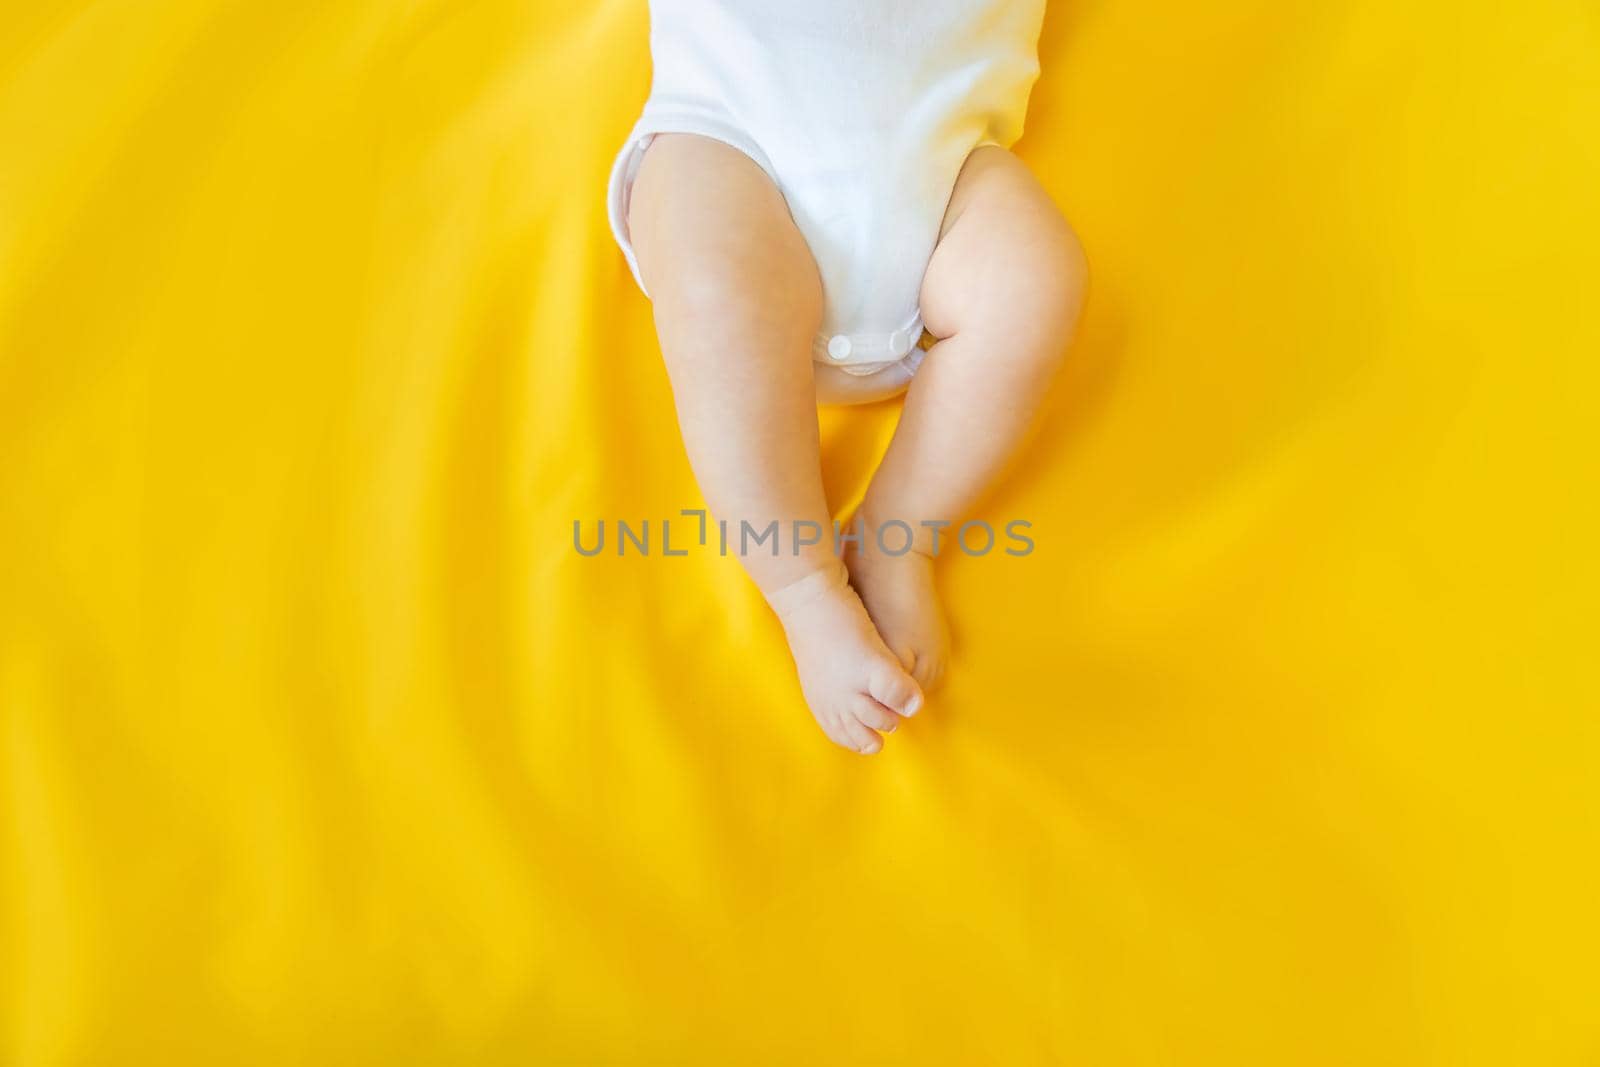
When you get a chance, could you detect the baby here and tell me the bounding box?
[607,0,1086,753]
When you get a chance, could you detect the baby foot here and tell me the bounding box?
[767,561,923,754]
[845,533,950,692]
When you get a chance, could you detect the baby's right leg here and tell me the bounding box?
[628,133,922,753]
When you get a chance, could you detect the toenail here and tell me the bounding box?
[905,694,922,717]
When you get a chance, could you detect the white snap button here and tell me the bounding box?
[827,335,852,361]
[889,329,912,357]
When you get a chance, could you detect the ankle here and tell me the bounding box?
[853,505,940,563]
[762,557,850,621]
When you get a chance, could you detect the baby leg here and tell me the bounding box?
[628,133,922,753]
[848,147,1088,688]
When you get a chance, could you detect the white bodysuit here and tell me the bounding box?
[608,0,1047,380]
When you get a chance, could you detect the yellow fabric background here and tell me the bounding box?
[3,1,1597,1062]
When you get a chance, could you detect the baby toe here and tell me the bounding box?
[850,696,899,734]
[910,649,945,691]
[867,658,923,718]
[841,716,884,755]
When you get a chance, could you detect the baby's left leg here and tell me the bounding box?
[848,147,1088,688]
[628,133,922,754]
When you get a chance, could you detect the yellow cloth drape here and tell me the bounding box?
[3,2,1597,1063]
